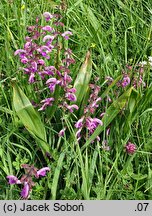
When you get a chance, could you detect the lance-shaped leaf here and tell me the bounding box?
[12,82,50,154]
[82,87,133,150]
[74,50,92,106]
[101,75,123,100]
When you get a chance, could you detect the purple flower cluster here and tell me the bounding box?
[106,64,145,90]
[74,84,103,141]
[7,164,50,199]
[121,74,130,87]
[15,12,77,112]
[120,65,145,89]
[125,142,136,154]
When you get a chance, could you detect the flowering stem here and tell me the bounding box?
[81,87,133,150]
[47,40,62,120]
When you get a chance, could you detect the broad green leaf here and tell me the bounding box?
[12,82,50,154]
[82,87,133,150]
[74,50,92,106]
[128,88,139,113]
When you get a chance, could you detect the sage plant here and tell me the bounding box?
[75,83,103,142]
[15,12,78,114]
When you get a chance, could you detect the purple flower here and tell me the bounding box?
[31,61,37,72]
[100,112,105,118]
[107,95,112,102]
[125,142,136,154]
[6,175,21,184]
[76,128,82,141]
[86,117,96,132]
[38,98,54,111]
[37,59,45,65]
[21,57,28,64]
[105,76,114,85]
[27,26,35,32]
[106,127,110,136]
[7,164,50,200]
[92,118,103,126]
[24,41,32,50]
[36,167,50,177]
[66,88,76,93]
[122,75,130,87]
[75,117,84,128]
[43,12,53,21]
[43,35,54,43]
[44,66,55,76]
[62,73,72,85]
[14,49,26,56]
[37,46,52,58]
[53,22,64,26]
[86,117,103,133]
[62,58,75,67]
[28,73,35,83]
[46,78,61,92]
[21,182,30,199]
[58,128,66,137]
[42,26,54,32]
[91,97,102,110]
[65,93,77,101]
[66,104,79,113]
[61,31,73,40]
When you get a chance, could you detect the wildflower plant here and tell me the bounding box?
[7,164,50,199]
[15,12,77,116]
[125,142,137,155]
[6,2,151,200]
[75,83,103,142]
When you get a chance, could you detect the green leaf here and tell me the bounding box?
[88,148,98,194]
[131,173,147,180]
[82,87,133,150]
[128,88,139,113]
[101,75,122,100]
[140,108,152,117]
[74,50,92,106]
[12,82,50,154]
[51,152,65,199]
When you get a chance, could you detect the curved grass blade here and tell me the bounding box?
[82,87,133,150]
[12,82,50,154]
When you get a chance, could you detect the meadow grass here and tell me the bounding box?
[0,0,152,200]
